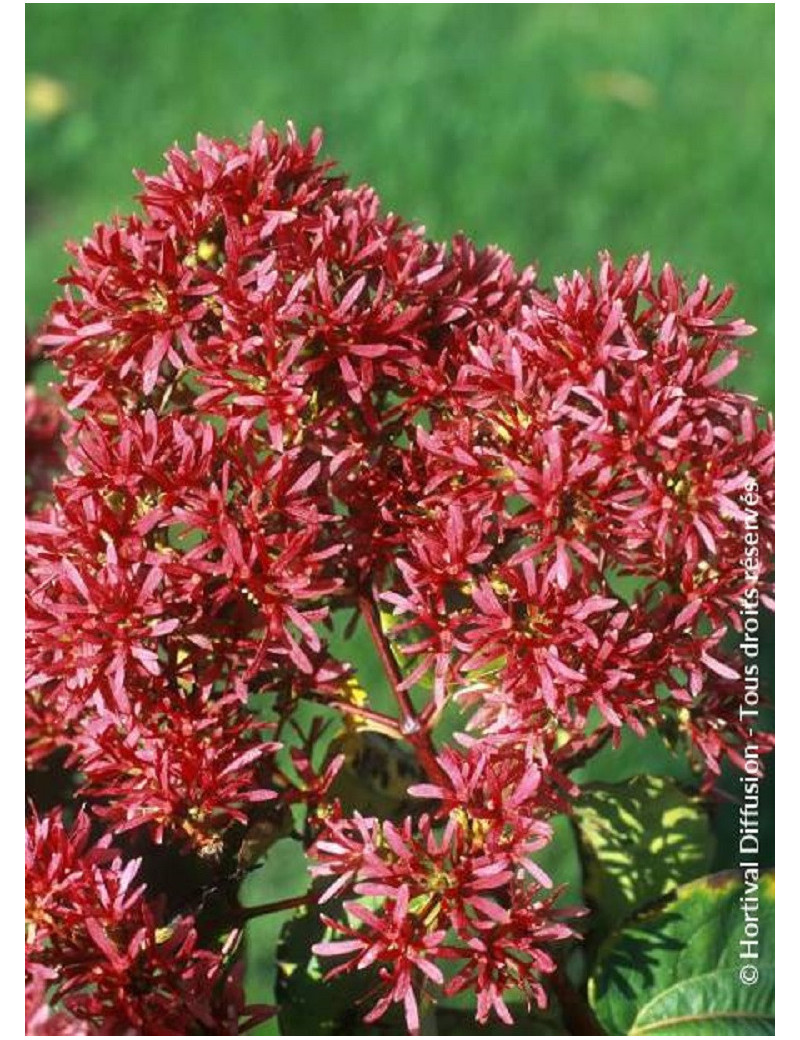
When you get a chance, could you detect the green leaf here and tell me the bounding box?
[276,902,351,1034]
[240,837,310,1034]
[570,724,695,787]
[573,775,713,934]
[589,871,775,1035]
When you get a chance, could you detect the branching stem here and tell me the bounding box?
[358,587,444,782]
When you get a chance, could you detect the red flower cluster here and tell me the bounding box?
[26,809,270,1034]
[311,745,570,1028]
[27,123,774,1033]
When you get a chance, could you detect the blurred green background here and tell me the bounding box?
[27,3,773,404]
[26,5,774,1034]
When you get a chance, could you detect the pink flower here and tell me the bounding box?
[26,809,272,1035]
[27,124,774,1032]
[309,808,576,1031]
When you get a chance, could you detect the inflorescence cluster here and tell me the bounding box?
[26,124,774,1035]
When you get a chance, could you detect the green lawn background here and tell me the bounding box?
[26,5,775,1034]
[27,4,773,404]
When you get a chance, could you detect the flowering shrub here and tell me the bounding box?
[26,124,774,1035]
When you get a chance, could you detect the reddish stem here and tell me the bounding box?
[560,726,613,773]
[358,588,445,783]
[552,968,606,1035]
[236,893,315,922]
[336,700,404,737]
[358,590,415,724]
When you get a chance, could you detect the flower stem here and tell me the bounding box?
[336,700,404,737]
[236,893,315,922]
[560,726,613,773]
[552,967,606,1035]
[358,589,415,726]
[358,588,444,782]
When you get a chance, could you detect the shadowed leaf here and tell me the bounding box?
[589,871,774,1035]
[573,774,713,936]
